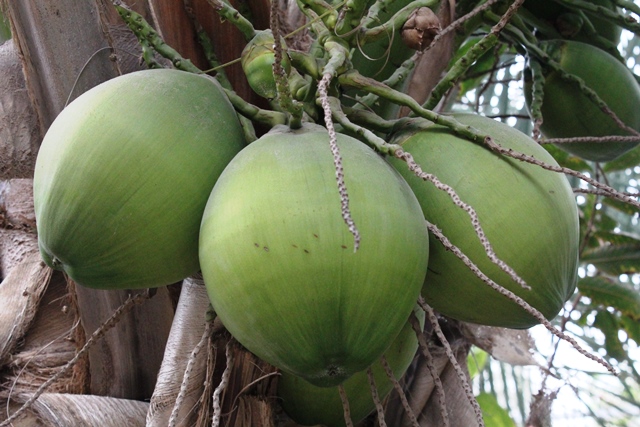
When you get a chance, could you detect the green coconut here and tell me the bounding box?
[278,304,424,427]
[524,40,640,162]
[34,69,246,289]
[240,29,291,99]
[199,123,429,387]
[389,113,579,329]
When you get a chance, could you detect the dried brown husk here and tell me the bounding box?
[401,7,441,51]
[0,268,85,400]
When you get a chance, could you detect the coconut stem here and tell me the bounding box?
[338,70,491,143]
[560,0,640,36]
[527,59,545,141]
[366,367,388,427]
[396,148,530,291]
[0,290,151,427]
[351,52,420,112]
[380,354,420,427]
[211,340,234,426]
[203,0,256,40]
[338,383,354,427]
[425,0,525,110]
[424,33,499,111]
[482,137,640,209]
[425,220,618,376]
[419,299,485,427]
[318,73,361,251]
[183,0,234,91]
[409,312,449,427]
[114,1,201,73]
[270,1,303,129]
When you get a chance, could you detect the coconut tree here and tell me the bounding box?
[1,1,639,426]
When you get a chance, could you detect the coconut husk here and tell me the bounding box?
[0,250,51,364]
[231,395,275,427]
[146,276,211,427]
[214,338,278,427]
[1,269,85,400]
[2,392,148,426]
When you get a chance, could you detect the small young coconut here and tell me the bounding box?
[401,7,441,51]
[240,29,291,99]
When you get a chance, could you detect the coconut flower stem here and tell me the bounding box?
[423,33,499,111]
[338,383,354,427]
[270,0,303,128]
[425,0,525,110]
[425,220,618,376]
[318,73,361,251]
[381,354,421,427]
[561,0,640,35]
[183,0,233,90]
[114,1,201,73]
[203,0,256,40]
[396,149,530,290]
[419,299,485,427]
[366,367,388,427]
[409,312,449,427]
[482,138,640,209]
[211,339,234,427]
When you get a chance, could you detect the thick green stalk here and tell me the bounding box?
[270,4,304,129]
[558,0,640,36]
[327,97,401,155]
[350,53,419,110]
[204,0,256,41]
[114,2,201,73]
[183,0,234,90]
[423,34,499,110]
[334,0,371,38]
[322,39,351,77]
[527,60,544,119]
[222,88,288,128]
[296,0,341,30]
[614,0,640,16]
[339,70,491,143]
